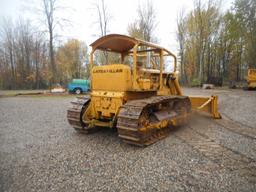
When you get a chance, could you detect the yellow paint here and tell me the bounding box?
[90,91,124,118]
[138,79,151,90]
[189,96,221,119]
[247,69,256,88]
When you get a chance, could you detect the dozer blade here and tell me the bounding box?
[189,95,221,119]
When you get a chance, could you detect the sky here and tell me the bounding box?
[0,0,233,54]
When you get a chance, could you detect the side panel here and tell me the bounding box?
[92,64,132,91]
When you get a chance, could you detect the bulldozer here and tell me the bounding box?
[246,69,256,90]
[67,34,221,146]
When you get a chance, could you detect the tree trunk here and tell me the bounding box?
[49,29,56,84]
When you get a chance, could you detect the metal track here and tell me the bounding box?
[67,96,91,133]
[117,95,191,146]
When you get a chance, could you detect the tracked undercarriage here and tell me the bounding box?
[117,96,191,146]
[67,95,191,146]
[67,96,91,133]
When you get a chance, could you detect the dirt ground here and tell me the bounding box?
[0,88,255,192]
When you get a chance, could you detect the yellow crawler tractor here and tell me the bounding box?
[67,34,221,146]
[246,69,256,89]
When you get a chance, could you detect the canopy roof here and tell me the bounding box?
[90,34,174,56]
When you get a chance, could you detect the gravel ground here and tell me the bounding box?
[0,88,256,192]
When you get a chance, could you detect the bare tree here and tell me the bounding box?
[33,31,46,89]
[93,0,111,64]
[22,0,71,85]
[95,0,110,37]
[0,19,16,89]
[32,0,70,84]
[128,0,157,42]
[176,9,187,84]
[137,0,157,42]
[41,0,58,84]
[0,18,49,89]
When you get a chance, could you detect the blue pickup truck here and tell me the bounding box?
[68,79,90,94]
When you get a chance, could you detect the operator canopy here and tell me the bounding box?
[90,34,137,52]
[90,34,174,56]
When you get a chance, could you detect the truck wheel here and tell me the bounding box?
[74,88,82,94]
